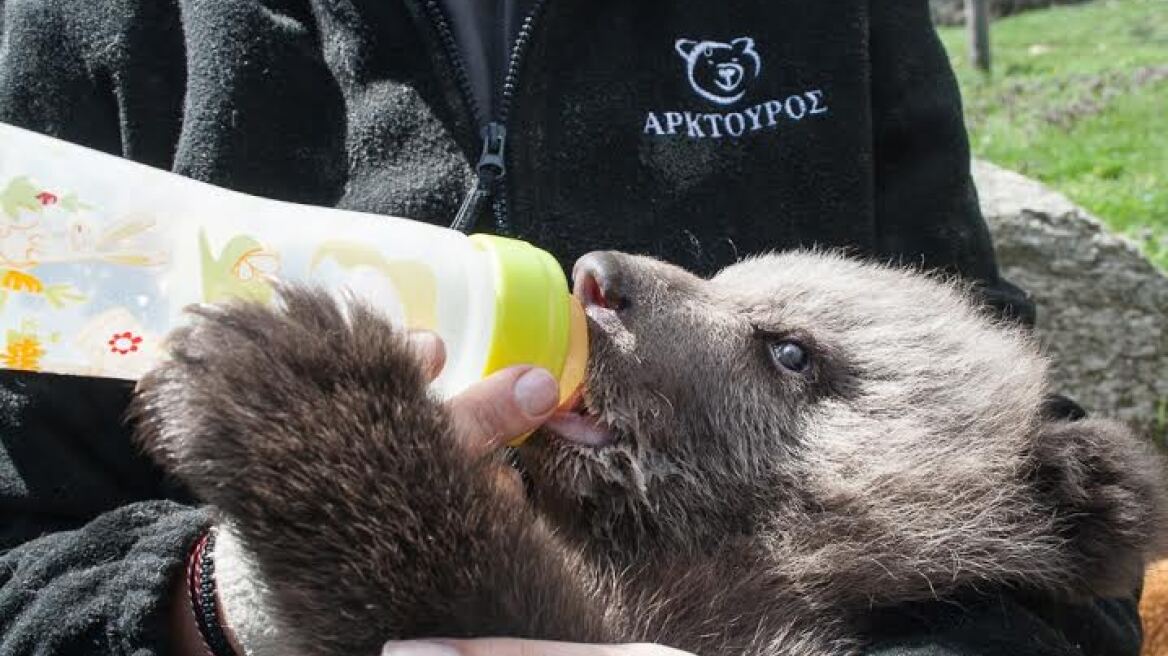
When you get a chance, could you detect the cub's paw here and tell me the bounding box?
[130,284,446,509]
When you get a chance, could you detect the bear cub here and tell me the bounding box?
[133,250,1168,656]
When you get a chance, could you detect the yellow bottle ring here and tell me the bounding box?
[469,234,588,446]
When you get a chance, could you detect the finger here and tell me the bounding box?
[448,366,560,456]
[382,639,696,656]
[405,330,446,382]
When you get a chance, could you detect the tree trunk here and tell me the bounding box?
[966,0,992,72]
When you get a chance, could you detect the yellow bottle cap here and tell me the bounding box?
[469,234,588,446]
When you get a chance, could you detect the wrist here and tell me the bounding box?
[171,559,210,656]
[211,523,290,656]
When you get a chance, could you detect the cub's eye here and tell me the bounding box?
[769,341,810,373]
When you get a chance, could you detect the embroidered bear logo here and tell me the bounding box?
[674,37,762,106]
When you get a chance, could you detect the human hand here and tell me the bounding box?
[408,330,562,456]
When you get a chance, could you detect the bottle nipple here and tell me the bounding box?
[555,295,589,411]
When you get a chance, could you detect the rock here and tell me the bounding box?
[930,0,1093,26]
[973,159,1167,435]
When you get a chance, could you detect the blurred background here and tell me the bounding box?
[927,0,1166,442]
[937,0,1164,266]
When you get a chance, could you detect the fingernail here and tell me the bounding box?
[406,330,441,354]
[382,641,460,656]
[514,368,559,417]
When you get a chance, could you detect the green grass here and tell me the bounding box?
[937,0,1168,269]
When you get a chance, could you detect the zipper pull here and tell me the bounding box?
[450,122,507,234]
[478,122,507,178]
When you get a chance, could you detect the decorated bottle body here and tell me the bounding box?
[0,122,586,405]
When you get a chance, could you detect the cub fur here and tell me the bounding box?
[132,250,1168,656]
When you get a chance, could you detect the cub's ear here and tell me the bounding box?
[1029,417,1168,596]
[674,39,699,59]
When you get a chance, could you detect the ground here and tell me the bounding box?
[937,0,1168,270]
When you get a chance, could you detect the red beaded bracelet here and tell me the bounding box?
[186,528,240,656]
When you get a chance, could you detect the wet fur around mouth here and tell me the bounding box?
[131,250,1168,656]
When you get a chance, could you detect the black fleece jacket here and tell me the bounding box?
[0,0,1141,654]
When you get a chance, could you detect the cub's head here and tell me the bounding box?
[674,37,761,105]
[519,250,1168,598]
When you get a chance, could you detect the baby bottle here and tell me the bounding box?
[0,122,587,427]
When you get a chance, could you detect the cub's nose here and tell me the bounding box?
[572,251,630,311]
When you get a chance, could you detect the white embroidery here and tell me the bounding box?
[650,37,829,139]
[674,37,762,106]
[643,91,831,139]
[806,89,829,115]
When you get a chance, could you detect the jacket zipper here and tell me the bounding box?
[450,122,506,233]
[424,0,549,234]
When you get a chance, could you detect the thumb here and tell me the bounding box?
[383,639,696,656]
[447,366,560,457]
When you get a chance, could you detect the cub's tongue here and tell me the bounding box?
[543,408,617,447]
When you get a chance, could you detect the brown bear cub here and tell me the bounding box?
[132,250,1168,656]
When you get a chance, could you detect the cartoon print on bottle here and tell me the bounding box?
[1,319,47,372]
[73,307,160,379]
[0,175,166,310]
[4,173,441,378]
[310,242,439,331]
[198,229,280,305]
